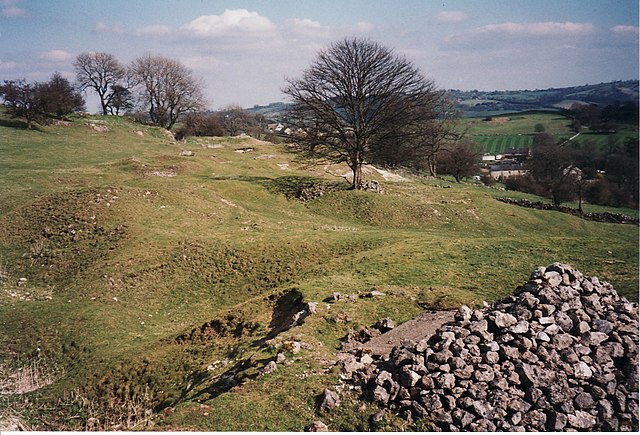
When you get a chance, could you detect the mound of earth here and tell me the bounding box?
[343,263,639,431]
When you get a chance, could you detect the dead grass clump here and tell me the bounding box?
[0,360,61,395]
[62,387,155,431]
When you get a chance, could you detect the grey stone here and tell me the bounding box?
[515,363,536,387]
[521,409,547,430]
[472,400,493,419]
[455,305,473,322]
[305,421,328,432]
[574,391,595,410]
[492,311,518,329]
[370,409,386,423]
[574,362,593,379]
[584,331,609,346]
[318,389,340,410]
[260,360,277,375]
[509,320,530,334]
[420,394,443,411]
[567,410,596,429]
[372,385,389,404]
[435,373,456,389]
[452,409,475,428]
[592,318,613,333]
[484,351,500,364]
[553,333,574,350]
[536,331,551,342]
[473,366,495,383]
[432,408,453,424]
[342,263,639,432]
[546,410,567,431]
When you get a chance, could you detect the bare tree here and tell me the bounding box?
[527,144,580,206]
[283,37,457,189]
[39,72,85,117]
[130,54,206,130]
[219,104,266,137]
[74,52,126,115]
[438,139,482,183]
[0,79,45,129]
[0,74,84,128]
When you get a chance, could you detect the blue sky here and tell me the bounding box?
[1,0,638,111]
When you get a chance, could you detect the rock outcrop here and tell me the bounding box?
[347,263,639,431]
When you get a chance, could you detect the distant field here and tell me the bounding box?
[474,135,533,154]
[462,111,638,154]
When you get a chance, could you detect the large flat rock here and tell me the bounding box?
[353,310,456,357]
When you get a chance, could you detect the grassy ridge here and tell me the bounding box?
[0,113,637,431]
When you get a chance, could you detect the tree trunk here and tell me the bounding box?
[577,183,583,212]
[427,156,437,177]
[352,164,363,189]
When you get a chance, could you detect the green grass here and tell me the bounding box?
[0,113,637,431]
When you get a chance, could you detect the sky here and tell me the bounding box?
[1,0,638,111]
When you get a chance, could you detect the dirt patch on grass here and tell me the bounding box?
[487,116,510,124]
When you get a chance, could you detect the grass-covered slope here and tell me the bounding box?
[0,114,637,431]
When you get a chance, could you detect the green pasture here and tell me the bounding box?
[461,111,638,154]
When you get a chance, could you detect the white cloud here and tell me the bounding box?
[181,9,276,38]
[135,24,171,37]
[443,21,596,49]
[38,50,74,62]
[352,21,375,34]
[432,11,469,24]
[180,55,226,70]
[292,18,322,29]
[94,21,122,34]
[1,5,25,16]
[611,25,639,36]
[0,59,18,70]
[477,21,594,37]
[282,17,374,40]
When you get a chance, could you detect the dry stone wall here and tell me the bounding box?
[347,263,639,431]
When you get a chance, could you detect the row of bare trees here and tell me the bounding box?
[74,52,206,130]
[0,53,206,131]
[2,39,466,188]
[73,40,462,188]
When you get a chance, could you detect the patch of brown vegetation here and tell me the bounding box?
[487,116,510,124]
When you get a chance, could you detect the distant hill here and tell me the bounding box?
[248,80,639,119]
[448,80,639,117]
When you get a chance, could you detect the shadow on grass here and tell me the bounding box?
[0,118,44,131]
[169,289,311,407]
[210,174,349,199]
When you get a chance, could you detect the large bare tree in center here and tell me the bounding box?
[283,37,457,189]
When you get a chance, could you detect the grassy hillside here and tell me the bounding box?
[0,113,637,431]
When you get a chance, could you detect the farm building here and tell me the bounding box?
[490,162,528,180]
[482,154,504,161]
[502,147,531,162]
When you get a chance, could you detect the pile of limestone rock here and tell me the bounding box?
[349,263,639,431]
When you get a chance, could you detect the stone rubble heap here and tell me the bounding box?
[349,263,639,431]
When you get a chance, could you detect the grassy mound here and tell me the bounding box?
[0,113,637,431]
